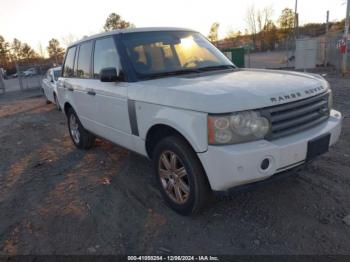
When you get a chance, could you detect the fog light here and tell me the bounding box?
[260,158,270,170]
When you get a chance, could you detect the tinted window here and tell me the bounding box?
[93,37,119,78]
[63,47,76,77]
[77,41,93,78]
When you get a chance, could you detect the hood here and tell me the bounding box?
[128,69,329,114]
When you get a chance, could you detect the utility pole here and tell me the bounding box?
[294,0,299,39]
[343,0,350,76]
[324,10,329,67]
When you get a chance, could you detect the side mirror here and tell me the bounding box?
[100,67,118,82]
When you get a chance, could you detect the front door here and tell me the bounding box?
[88,36,132,148]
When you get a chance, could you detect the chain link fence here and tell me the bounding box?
[16,63,54,91]
[0,62,58,93]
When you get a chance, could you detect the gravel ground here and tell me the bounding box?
[0,74,349,255]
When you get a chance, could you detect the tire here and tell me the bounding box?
[42,88,51,104]
[67,108,95,150]
[54,93,61,111]
[152,136,211,215]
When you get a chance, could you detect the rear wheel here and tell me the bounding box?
[42,88,51,104]
[67,108,95,149]
[153,136,211,215]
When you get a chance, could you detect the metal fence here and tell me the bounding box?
[0,62,58,93]
[16,63,54,91]
[215,30,349,73]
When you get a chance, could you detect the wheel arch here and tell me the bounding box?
[64,102,73,116]
[145,123,202,159]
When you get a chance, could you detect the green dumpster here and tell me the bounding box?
[222,48,245,68]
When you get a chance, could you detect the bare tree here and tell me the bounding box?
[61,33,79,47]
[257,6,273,33]
[246,5,274,50]
[246,5,257,48]
[257,6,274,49]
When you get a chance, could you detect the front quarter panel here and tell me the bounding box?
[136,102,208,153]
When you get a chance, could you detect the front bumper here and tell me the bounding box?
[197,109,342,192]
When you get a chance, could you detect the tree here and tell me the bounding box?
[225,27,241,39]
[246,5,274,50]
[263,20,278,50]
[257,6,274,50]
[246,5,258,48]
[11,38,22,60]
[0,36,10,67]
[257,6,273,33]
[61,33,78,46]
[103,13,134,31]
[10,39,37,63]
[208,22,220,42]
[21,43,36,60]
[278,8,294,34]
[47,38,65,64]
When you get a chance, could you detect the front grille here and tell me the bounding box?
[262,91,330,140]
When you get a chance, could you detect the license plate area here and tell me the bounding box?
[306,133,330,161]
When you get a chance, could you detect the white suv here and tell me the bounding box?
[58,27,342,215]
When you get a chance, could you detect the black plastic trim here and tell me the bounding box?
[127,99,139,136]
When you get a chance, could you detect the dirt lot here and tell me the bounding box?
[0,73,350,255]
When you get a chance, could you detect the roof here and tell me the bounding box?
[68,27,196,48]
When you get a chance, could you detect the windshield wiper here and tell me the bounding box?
[143,69,201,80]
[197,64,236,72]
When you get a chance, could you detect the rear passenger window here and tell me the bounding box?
[77,41,93,78]
[93,37,120,78]
[63,47,76,77]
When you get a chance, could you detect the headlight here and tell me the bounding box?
[208,111,270,145]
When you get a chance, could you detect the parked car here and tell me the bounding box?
[0,68,7,79]
[23,67,37,77]
[42,67,62,110]
[57,28,342,215]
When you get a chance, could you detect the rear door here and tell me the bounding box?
[70,41,98,132]
[58,46,76,110]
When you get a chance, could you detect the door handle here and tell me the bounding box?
[87,90,96,96]
[67,87,74,92]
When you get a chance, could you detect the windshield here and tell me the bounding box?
[53,69,62,81]
[122,31,234,79]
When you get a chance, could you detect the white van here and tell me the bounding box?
[57,28,342,215]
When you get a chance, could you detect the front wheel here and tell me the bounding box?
[67,108,95,150]
[153,136,211,215]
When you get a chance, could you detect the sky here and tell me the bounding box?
[0,0,346,55]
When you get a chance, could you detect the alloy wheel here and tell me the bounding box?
[69,114,80,144]
[158,150,190,204]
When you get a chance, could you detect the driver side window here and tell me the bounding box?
[93,37,121,79]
